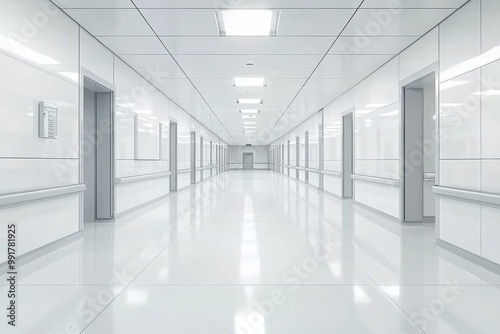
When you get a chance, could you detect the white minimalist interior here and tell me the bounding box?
[1,0,500,333]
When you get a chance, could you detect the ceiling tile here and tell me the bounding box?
[343,8,455,36]
[301,79,361,94]
[119,55,180,67]
[311,66,377,79]
[141,9,220,36]
[160,37,334,55]
[98,37,167,54]
[182,67,314,79]
[52,0,134,8]
[133,0,363,9]
[64,9,154,36]
[133,66,188,79]
[174,55,323,68]
[361,0,468,8]
[320,54,393,68]
[277,9,356,36]
[328,36,418,55]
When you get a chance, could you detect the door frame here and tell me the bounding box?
[342,109,354,198]
[399,63,439,224]
[243,152,254,170]
[80,68,116,225]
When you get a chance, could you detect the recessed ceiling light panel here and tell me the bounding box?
[240,109,260,114]
[237,98,263,104]
[234,78,267,87]
[242,115,257,119]
[215,10,280,36]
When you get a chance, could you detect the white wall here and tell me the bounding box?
[437,0,500,263]
[268,0,500,267]
[0,0,229,264]
[0,0,80,261]
[229,146,269,170]
[323,100,343,196]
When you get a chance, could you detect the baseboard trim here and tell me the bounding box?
[322,189,343,200]
[353,201,400,223]
[437,239,500,276]
[115,193,170,220]
[0,231,82,274]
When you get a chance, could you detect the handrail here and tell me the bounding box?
[351,174,401,186]
[322,170,342,177]
[434,186,500,207]
[115,172,171,184]
[306,168,320,173]
[424,172,436,182]
[0,184,86,207]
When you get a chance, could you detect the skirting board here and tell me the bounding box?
[437,239,500,276]
[115,192,170,220]
[0,231,82,274]
[352,200,400,223]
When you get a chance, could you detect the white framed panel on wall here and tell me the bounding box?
[115,107,135,159]
[160,123,170,162]
[135,116,160,160]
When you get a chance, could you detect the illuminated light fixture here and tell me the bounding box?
[238,98,263,104]
[441,45,500,82]
[355,109,372,116]
[58,72,79,82]
[0,35,61,65]
[242,121,257,125]
[440,80,469,90]
[441,103,465,107]
[240,109,260,114]
[365,103,387,108]
[215,10,280,36]
[243,126,256,129]
[380,110,399,116]
[242,115,257,119]
[234,78,266,87]
[472,90,500,96]
[135,109,153,114]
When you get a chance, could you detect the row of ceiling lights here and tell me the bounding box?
[216,10,280,139]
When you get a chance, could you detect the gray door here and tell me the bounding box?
[243,153,254,170]
[83,77,114,222]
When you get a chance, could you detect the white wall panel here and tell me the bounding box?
[115,107,135,159]
[0,159,78,194]
[439,198,481,255]
[481,206,500,264]
[439,0,481,81]
[309,172,320,188]
[0,52,79,159]
[0,195,79,263]
[115,177,169,214]
[439,160,481,191]
[229,146,269,169]
[481,160,500,194]
[324,101,342,173]
[177,173,191,190]
[136,117,160,160]
[481,60,500,159]
[324,175,342,197]
[80,28,114,84]
[399,28,438,80]
[440,71,481,160]
[115,160,169,178]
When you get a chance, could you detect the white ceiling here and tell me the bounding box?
[53,0,469,145]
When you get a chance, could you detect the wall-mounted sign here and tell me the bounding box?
[38,101,58,139]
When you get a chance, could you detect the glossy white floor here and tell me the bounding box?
[2,171,500,334]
